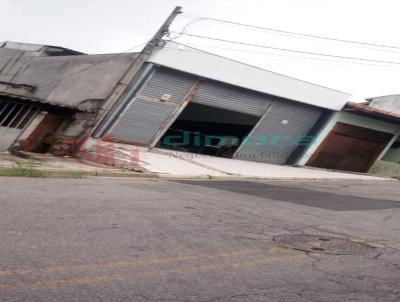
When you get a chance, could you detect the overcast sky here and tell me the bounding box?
[2,0,400,100]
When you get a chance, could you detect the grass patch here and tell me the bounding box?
[0,164,86,178]
[0,165,45,177]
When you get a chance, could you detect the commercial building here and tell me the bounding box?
[91,42,351,166]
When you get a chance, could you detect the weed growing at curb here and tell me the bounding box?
[0,164,85,178]
[0,164,44,177]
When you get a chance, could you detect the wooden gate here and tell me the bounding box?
[307,122,393,172]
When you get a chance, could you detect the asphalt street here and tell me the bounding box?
[0,177,399,302]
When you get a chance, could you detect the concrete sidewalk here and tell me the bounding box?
[0,149,389,180]
[78,138,389,180]
[147,148,385,180]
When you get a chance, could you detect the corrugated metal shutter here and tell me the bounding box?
[108,99,176,144]
[107,67,198,145]
[139,68,197,103]
[235,100,323,164]
[192,81,273,116]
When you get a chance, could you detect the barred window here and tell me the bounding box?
[0,101,39,129]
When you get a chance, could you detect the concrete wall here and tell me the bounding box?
[369,160,400,178]
[296,111,400,166]
[369,95,400,115]
[382,148,400,163]
[382,138,400,163]
[60,112,96,137]
[0,127,22,151]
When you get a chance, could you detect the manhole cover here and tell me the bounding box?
[273,234,375,255]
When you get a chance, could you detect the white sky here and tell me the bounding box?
[2,0,400,100]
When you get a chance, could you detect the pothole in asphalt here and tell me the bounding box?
[273,234,376,255]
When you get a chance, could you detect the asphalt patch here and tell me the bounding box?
[174,180,400,211]
[273,234,376,255]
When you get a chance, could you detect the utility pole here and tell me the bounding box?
[91,6,183,137]
[142,6,183,55]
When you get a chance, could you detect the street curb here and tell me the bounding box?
[0,168,394,181]
[97,173,391,181]
[0,168,159,179]
[157,174,211,179]
[92,171,158,178]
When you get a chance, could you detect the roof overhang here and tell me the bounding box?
[344,102,400,125]
[147,41,351,111]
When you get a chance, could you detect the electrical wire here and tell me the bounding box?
[181,13,400,51]
[173,42,400,69]
[171,31,400,66]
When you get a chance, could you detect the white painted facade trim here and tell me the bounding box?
[148,42,351,111]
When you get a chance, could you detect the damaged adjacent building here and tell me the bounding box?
[1,40,399,175]
[0,41,137,154]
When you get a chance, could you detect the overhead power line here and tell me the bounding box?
[173,42,400,69]
[182,14,400,51]
[171,31,400,66]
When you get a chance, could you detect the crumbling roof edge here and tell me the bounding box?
[0,81,36,91]
[0,41,86,55]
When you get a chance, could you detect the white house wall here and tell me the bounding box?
[148,42,351,111]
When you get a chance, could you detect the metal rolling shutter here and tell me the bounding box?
[139,68,197,103]
[107,67,197,145]
[107,99,176,144]
[235,100,323,164]
[192,81,273,116]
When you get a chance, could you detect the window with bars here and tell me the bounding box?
[0,101,39,129]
